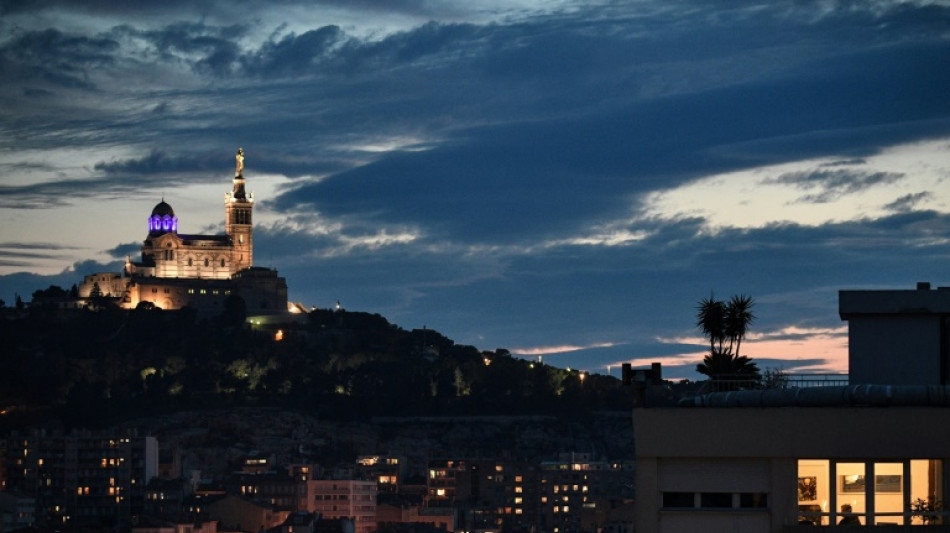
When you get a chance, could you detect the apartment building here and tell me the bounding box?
[633,282,950,532]
[312,480,377,533]
[3,431,157,527]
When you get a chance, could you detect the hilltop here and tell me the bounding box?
[0,303,632,432]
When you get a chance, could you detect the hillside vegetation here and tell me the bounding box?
[0,305,632,430]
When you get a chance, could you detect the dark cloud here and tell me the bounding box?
[250,208,950,368]
[272,35,950,242]
[769,169,905,204]
[0,242,79,251]
[884,192,933,214]
[106,241,140,259]
[131,22,247,77]
[0,176,175,209]
[242,25,345,77]
[0,0,460,19]
[95,150,215,176]
[0,28,118,89]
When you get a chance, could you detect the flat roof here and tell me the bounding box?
[839,285,950,317]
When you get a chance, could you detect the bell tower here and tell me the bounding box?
[225,147,253,274]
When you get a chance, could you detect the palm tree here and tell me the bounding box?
[696,349,761,379]
[695,294,760,388]
[724,294,755,358]
[696,296,726,354]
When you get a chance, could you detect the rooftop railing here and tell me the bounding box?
[700,373,849,393]
[783,373,849,388]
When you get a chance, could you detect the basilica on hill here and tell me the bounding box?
[74,148,290,317]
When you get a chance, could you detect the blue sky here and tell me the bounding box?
[1,0,949,379]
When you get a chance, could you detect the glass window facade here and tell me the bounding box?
[797,459,944,526]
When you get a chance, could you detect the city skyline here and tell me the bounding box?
[1,1,949,379]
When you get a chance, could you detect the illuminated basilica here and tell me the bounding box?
[76,149,289,316]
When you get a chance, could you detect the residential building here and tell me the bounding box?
[633,281,950,532]
[312,480,377,533]
[0,492,34,532]
[377,500,455,532]
[2,431,158,528]
[144,477,190,518]
[357,456,406,494]
[227,466,316,513]
[539,454,631,533]
[839,282,950,385]
[132,515,219,533]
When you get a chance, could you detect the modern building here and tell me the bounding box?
[356,455,406,494]
[2,431,158,528]
[538,453,632,533]
[0,492,34,532]
[632,282,950,532]
[839,282,950,386]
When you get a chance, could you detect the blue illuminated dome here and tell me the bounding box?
[148,199,178,234]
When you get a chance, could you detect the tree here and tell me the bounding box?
[724,294,755,359]
[696,296,727,355]
[696,349,760,381]
[695,294,759,386]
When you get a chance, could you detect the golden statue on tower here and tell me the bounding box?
[235,147,244,176]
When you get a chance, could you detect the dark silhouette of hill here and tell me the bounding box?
[0,303,631,431]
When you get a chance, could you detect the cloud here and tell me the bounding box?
[884,191,934,214]
[769,169,905,204]
[94,150,218,176]
[510,342,621,356]
[106,241,140,259]
[242,25,346,77]
[0,28,119,89]
[137,22,246,77]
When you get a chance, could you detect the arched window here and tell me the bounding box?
[204,258,209,267]
[220,259,225,267]
[188,258,193,267]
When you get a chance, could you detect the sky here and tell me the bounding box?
[1,0,949,380]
